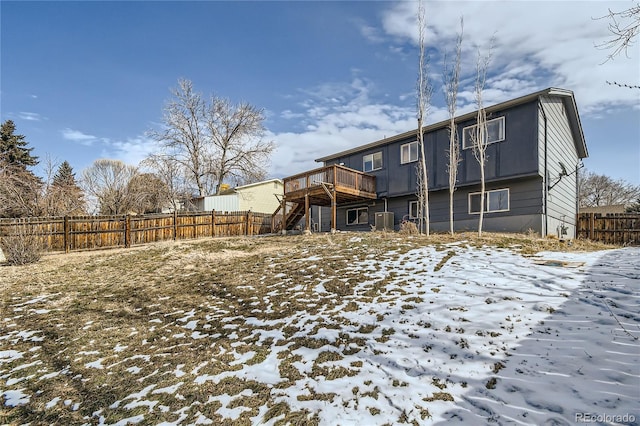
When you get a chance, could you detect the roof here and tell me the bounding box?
[219,178,283,195]
[316,87,588,163]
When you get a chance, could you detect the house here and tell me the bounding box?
[193,179,283,214]
[281,87,587,238]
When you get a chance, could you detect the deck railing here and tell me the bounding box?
[283,164,376,196]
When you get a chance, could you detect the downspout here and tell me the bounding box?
[539,101,549,237]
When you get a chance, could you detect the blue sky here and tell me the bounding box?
[2,0,639,186]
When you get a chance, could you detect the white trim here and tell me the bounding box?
[400,141,419,164]
[468,188,510,214]
[462,116,505,150]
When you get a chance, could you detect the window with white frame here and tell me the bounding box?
[409,200,419,219]
[346,207,369,225]
[401,141,419,164]
[468,188,510,214]
[462,116,505,149]
[363,152,383,172]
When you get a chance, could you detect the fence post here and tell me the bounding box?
[211,210,216,238]
[64,216,70,253]
[125,215,131,248]
[246,211,252,236]
[173,210,178,240]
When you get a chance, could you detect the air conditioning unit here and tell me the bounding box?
[375,212,394,231]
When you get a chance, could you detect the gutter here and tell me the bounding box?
[539,100,549,237]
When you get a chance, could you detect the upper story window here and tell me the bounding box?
[468,188,510,214]
[363,152,383,172]
[401,141,419,164]
[462,116,505,150]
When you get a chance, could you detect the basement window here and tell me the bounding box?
[469,188,510,214]
[363,152,383,172]
[401,141,419,164]
[347,207,369,225]
[462,116,505,149]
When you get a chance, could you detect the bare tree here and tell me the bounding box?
[416,0,432,236]
[0,161,43,218]
[149,79,213,197]
[470,41,494,237]
[596,2,640,61]
[444,17,464,236]
[149,79,275,197]
[207,97,274,194]
[126,173,171,214]
[81,159,139,215]
[578,169,640,208]
[141,154,191,212]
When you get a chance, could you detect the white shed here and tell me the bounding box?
[193,179,283,214]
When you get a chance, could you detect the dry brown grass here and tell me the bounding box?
[0,231,615,424]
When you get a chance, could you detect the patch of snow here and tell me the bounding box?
[0,350,23,363]
[1,389,30,406]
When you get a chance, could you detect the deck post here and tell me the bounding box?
[331,166,337,233]
[304,192,311,234]
[281,196,287,235]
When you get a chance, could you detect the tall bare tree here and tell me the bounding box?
[470,41,494,237]
[416,0,432,235]
[444,17,464,236]
[149,79,275,197]
[149,79,213,197]
[81,159,139,215]
[207,96,274,194]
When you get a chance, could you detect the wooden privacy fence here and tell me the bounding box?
[577,212,640,245]
[0,211,274,254]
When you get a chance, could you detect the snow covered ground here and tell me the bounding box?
[1,236,638,425]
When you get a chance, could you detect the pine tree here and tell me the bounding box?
[0,120,38,168]
[53,161,77,187]
[48,160,86,216]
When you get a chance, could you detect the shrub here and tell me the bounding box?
[399,220,419,235]
[0,224,42,265]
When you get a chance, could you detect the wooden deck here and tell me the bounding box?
[284,164,376,206]
[279,164,376,231]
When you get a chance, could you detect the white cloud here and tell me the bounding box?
[61,128,97,145]
[268,76,428,178]
[18,112,43,121]
[379,1,639,114]
[107,136,159,167]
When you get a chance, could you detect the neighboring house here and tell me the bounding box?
[193,179,283,214]
[283,87,587,238]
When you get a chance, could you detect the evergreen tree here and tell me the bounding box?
[0,120,38,168]
[48,160,86,216]
[53,161,78,187]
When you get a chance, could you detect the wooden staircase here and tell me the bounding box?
[284,203,305,230]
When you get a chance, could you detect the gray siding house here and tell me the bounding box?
[301,88,587,238]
